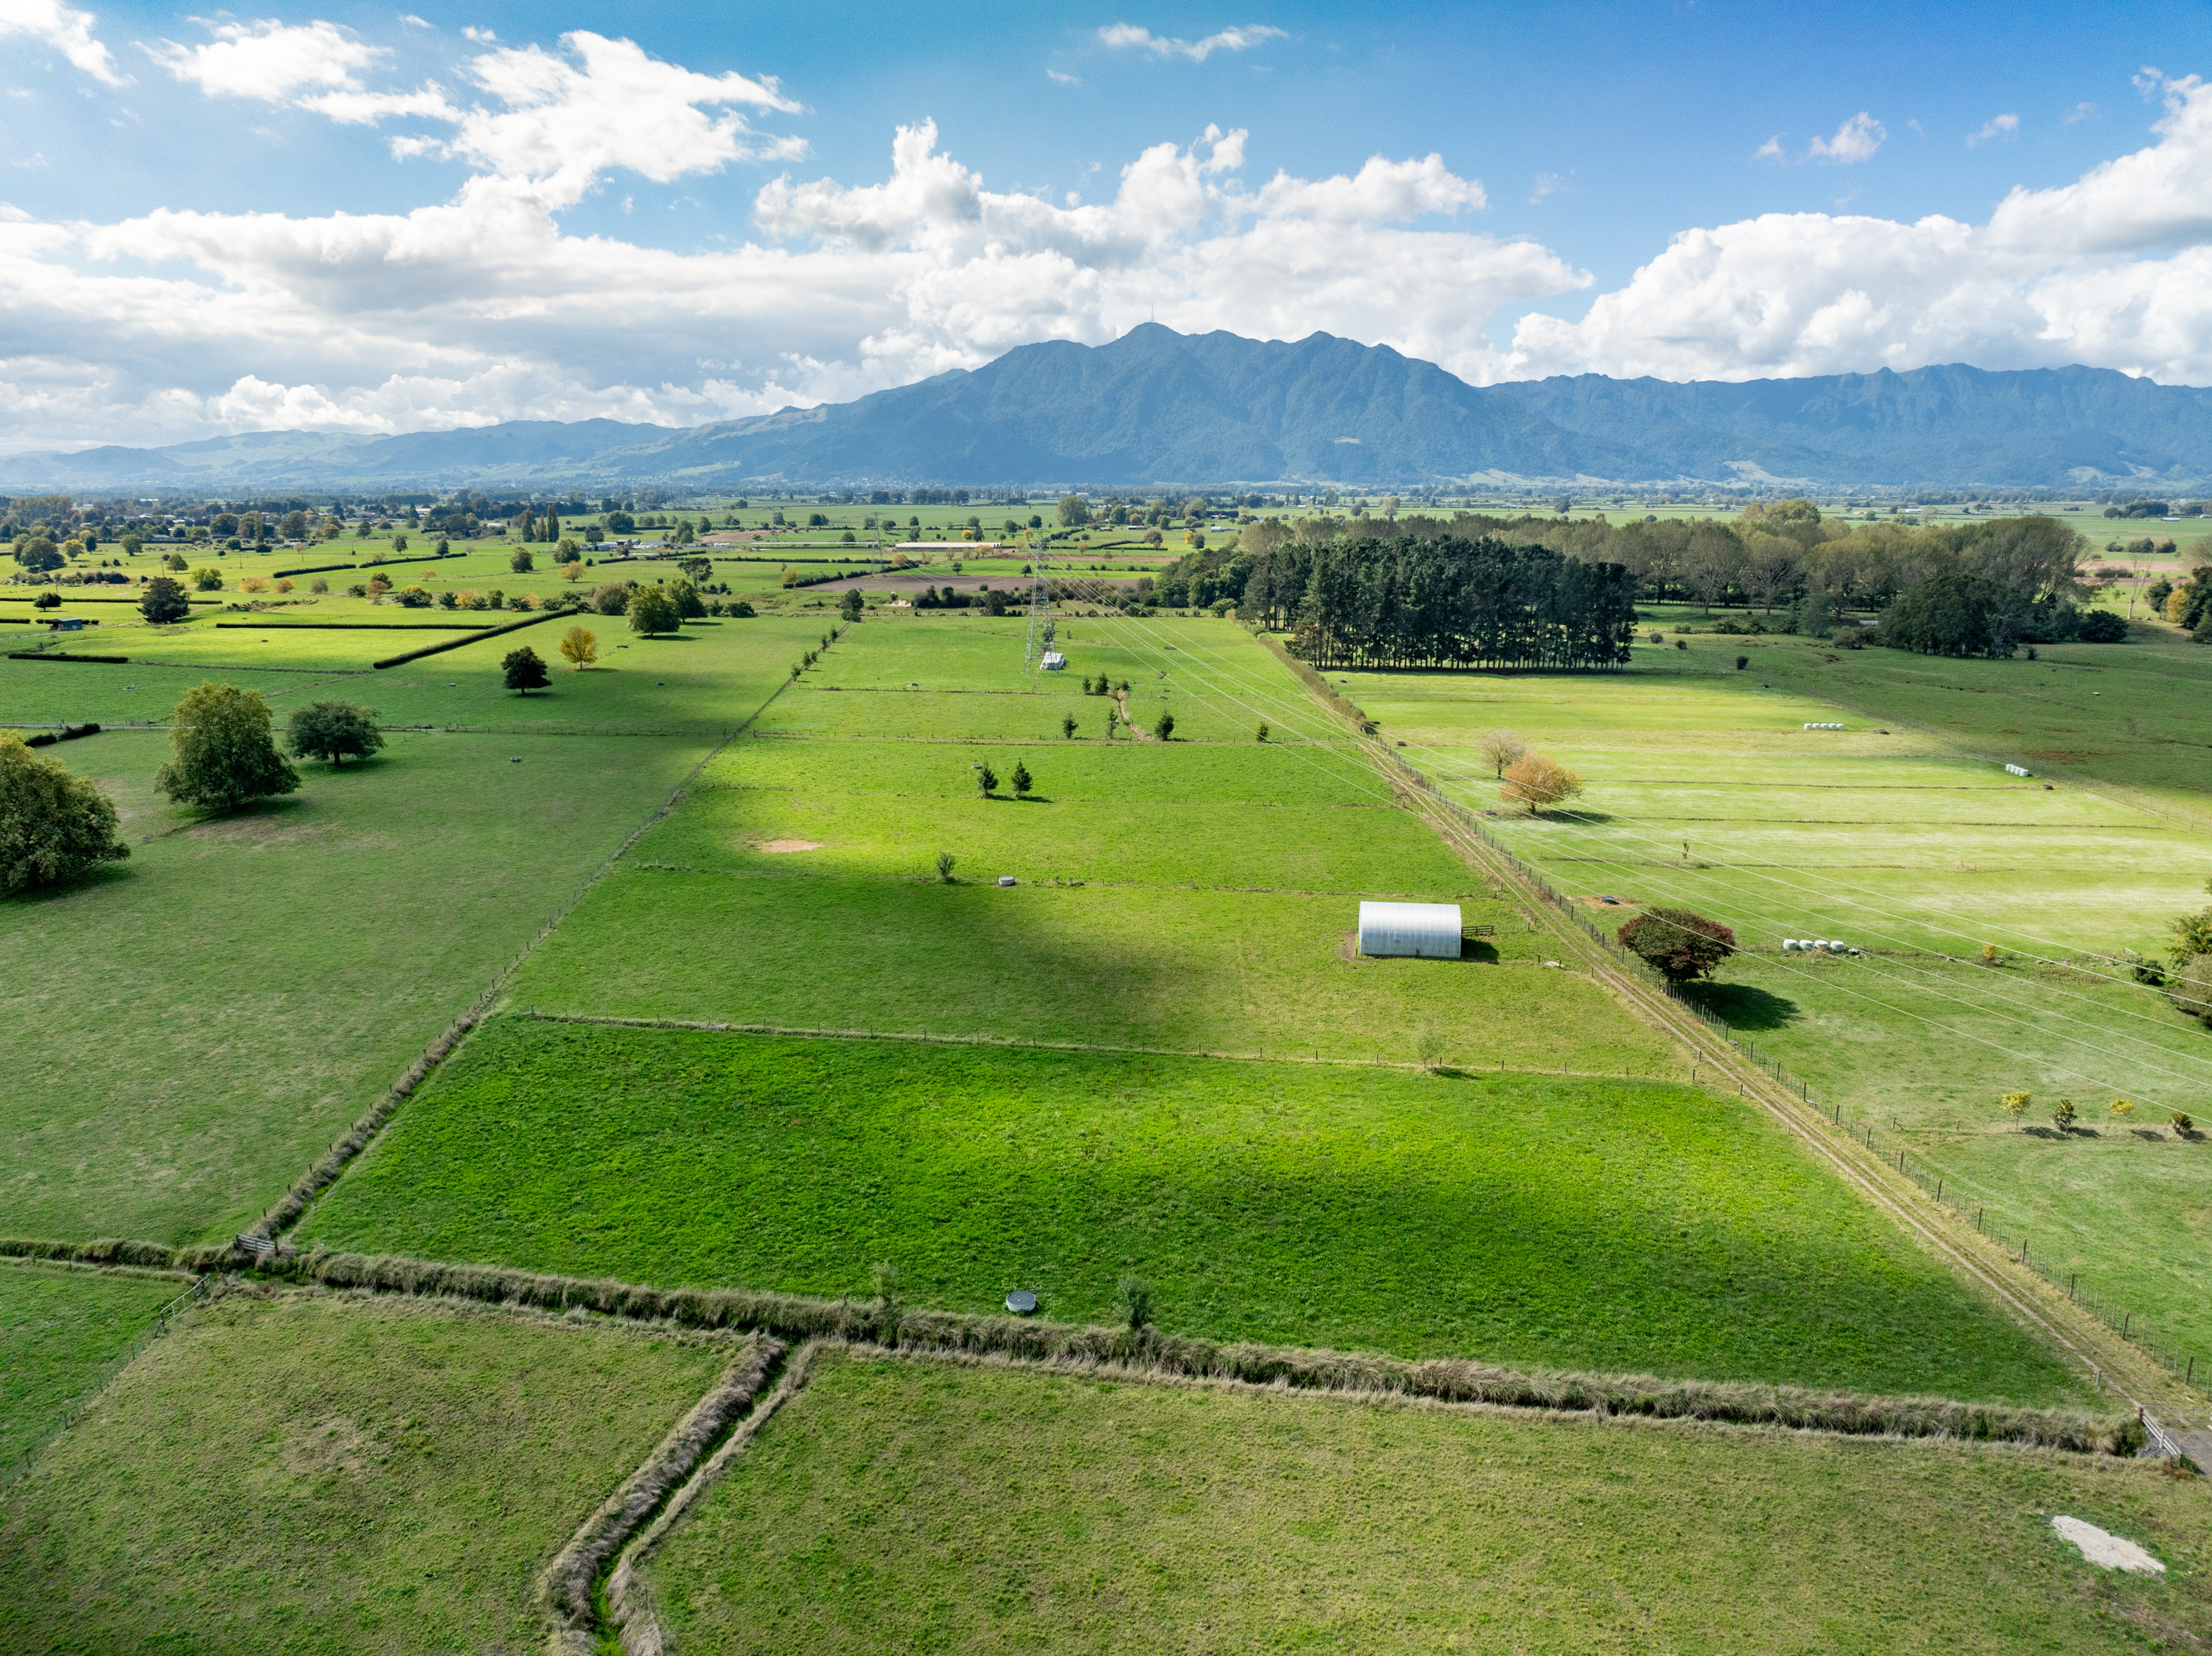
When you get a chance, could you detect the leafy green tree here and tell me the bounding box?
[665,576,707,619]
[2052,1097,2078,1128]
[841,588,865,621]
[156,682,299,809]
[392,532,408,553]
[1105,706,1119,739]
[287,700,384,766]
[1061,713,1076,739]
[560,625,598,670]
[1616,907,1736,981]
[509,547,534,573]
[0,731,129,893]
[163,551,189,571]
[1010,759,1033,796]
[190,566,224,591]
[1255,721,1269,742]
[628,585,682,635]
[1154,710,1175,740]
[1056,494,1091,527]
[15,537,61,573]
[590,581,632,615]
[976,763,998,797]
[140,576,190,623]
[502,646,552,695]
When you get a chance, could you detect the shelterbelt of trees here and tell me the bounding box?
[1160,502,2163,661]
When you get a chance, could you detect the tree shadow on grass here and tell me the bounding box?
[1679,980,1800,1032]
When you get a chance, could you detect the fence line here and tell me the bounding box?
[1374,740,2208,1396]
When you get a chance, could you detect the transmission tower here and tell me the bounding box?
[1023,545,1056,675]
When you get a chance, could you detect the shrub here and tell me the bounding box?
[393,585,432,608]
[503,645,551,695]
[2052,1097,2077,1128]
[190,566,224,591]
[156,682,299,809]
[139,576,190,624]
[239,575,267,594]
[1617,907,1736,981]
[1010,760,1033,797]
[1735,654,1750,670]
[1500,751,1583,814]
[2002,1090,2031,1122]
[1061,714,1076,739]
[287,700,384,767]
[1255,721,1269,741]
[2110,1098,2136,1119]
[2078,609,2128,642]
[730,600,756,618]
[934,850,957,883]
[0,731,129,892]
[2166,955,2212,1028]
[591,582,632,616]
[1116,1274,1153,1331]
[1155,710,1175,740]
[509,547,534,573]
[2173,1112,2195,1134]
[976,763,998,797]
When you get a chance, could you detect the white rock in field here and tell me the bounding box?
[2051,1515,2163,1574]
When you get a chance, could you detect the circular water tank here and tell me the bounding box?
[1005,1290,1039,1315]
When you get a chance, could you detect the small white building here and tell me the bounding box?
[1358,901,1463,959]
[1040,650,1066,671]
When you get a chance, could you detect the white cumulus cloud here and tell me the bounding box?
[1807,112,1885,163]
[146,18,387,101]
[1097,22,1285,62]
[0,0,123,84]
[1969,112,2020,147]
[1512,75,2212,385]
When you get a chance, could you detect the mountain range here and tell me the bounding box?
[6,325,2210,493]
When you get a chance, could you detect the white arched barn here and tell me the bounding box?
[1357,901,1463,959]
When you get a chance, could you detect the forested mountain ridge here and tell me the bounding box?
[4,329,2209,490]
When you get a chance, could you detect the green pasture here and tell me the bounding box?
[508,869,1651,1069]
[0,728,709,1245]
[1692,955,2212,1360]
[639,1350,2202,1655]
[310,1019,2084,1399]
[0,1291,727,1656]
[1331,623,2212,1379]
[505,609,1667,1070]
[636,741,1477,896]
[0,1262,184,1490]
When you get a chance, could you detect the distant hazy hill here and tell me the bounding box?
[4,329,2208,491]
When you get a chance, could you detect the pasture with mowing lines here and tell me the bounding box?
[506,610,1675,1071]
[631,1350,2210,1655]
[0,1290,730,1656]
[305,1019,2091,1399]
[1333,619,2212,1365]
[0,1261,186,1489]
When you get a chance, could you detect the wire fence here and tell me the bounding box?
[1373,738,2209,1396]
[6,1270,209,1489]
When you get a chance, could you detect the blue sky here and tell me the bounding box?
[2,1,2210,445]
